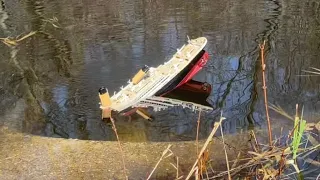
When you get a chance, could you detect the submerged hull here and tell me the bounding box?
[163,79,212,107]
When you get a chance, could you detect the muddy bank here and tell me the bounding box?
[1,118,318,179]
[0,127,251,179]
[0,0,320,142]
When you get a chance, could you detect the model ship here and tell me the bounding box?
[99,37,213,119]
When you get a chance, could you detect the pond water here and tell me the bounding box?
[0,0,320,141]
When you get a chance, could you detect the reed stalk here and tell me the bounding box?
[110,117,128,180]
[259,40,273,147]
[220,121,231,180]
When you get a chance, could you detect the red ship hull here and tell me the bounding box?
[155,50,210,96]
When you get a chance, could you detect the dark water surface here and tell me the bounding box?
[0,0,320,141]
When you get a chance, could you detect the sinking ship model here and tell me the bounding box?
[99,37,213,120]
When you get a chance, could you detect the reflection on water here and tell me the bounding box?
[0,0,320,141]
[52,85,68,112]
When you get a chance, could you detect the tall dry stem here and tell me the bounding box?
[146,145,172,180]
[196,110,203,179]
[220,122,231,180]
[110,117,128,180]
[259,40,273,147]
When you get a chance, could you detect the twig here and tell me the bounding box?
[185,112,225,180]
[269,104,294,121]
[220,121,231,180]
[251,130,260,151]
[146,144,172,180]
[195,167,199,180]
[169,157,180,179]
[249,130,260,152]
[176,157,179,179]
[16,31,37,42]
[279,127,283,146]
[259,40,273,147]
[208,162,215,175]
[209,159,270,179]
[231,152,241,169]
[0,31,37,47]
[110,117,128,180]
[205,166,210,180]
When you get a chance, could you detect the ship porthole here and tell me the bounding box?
[202,83,209,91]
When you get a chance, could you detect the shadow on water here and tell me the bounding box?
[0,0,320,142]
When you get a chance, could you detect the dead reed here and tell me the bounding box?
[110,117,128,180]
[220,121,231,180]
[186,113,225,180]
[259,40,273,147]
[146,144,173,180]
[202,41,320,179]
[0,31,36,47]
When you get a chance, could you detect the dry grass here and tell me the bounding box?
[188,42,320,179]
[186,113,225,180]
[0,31,37,47]
[201,42,320,180]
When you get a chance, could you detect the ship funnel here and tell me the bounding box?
[98,87,112,119]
